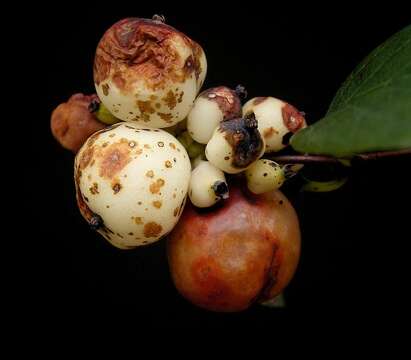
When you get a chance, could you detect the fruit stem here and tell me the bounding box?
[268,149,411,165]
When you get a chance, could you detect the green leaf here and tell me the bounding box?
[291,24,411,157]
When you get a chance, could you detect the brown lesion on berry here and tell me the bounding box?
[102,84,110,96]
[98,138,132,180]
[86,132,101,147]
[220,114,264,168]
[162,90,177,110]
[79,146,95,170]
[282,103,306,133]
[137,100,156,114]
[190,40,204,82]
[74,166,98,225]
[133,216,143,225]
[158,112,173,123]
[183,55,194,76]
[144,221,163,238]
[149,178,165,194]
[253,97,268,106]
[201,87,242,120]
[146,170,155,178]
[112,72,126,89]
[112,182,122,194]
[177,91,184,104]
[152,200,162,208]
[89,182,99,195]
[93,18,195,91]
[263,127,279,139]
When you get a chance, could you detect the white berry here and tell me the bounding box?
[245,159,285,194]
[94,18,207,128]
[74,122,191,249]
[242,97,306,153]
[188,160,229,208]
[187,86,242,144]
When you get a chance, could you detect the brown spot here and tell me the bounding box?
[200,86,242,120]
[87,132,100,147]
[116,232,124,239]
[128,232,134,236]
[137,100,156,115]
[152,200,162,208]
[128,141,137,148]
[109,133,115,138]
[149,178,165,194]
[165,160,172,168]
[282,103,306,132]
[102,83,110,96]
[181,55,196,81]
[99,139,132,179]
[224,156,230,160]
[134,217,143,225]
[191,41,204,82]
[177,91,184,103]
[106,205,110,208]
[146,170,154,178]
[173,207,179,217]
[162,90,177,110]
[112,182,122,194]
[89,182,99,195]
[87,174,92,180]
[144,222,163,238]
[90,160,95,167]
[263,127,279,139]
[158,112,173,123]
[138,201,142,205]
[169,143,176,149]
[144,144,151,149]
[253,97,268,106]
[150,95,158,101]
[155,103,161,109]
[157,141,164,147]
[102,142,109,148]
[112,73,126,89]
[79,146,95,169]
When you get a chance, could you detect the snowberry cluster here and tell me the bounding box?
[51,16,305,312]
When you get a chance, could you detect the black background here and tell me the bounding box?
[29,6,410,330]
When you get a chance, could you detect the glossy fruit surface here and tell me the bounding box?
[168,182,300,312]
